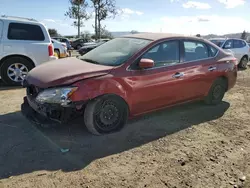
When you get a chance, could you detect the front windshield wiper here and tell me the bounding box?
[80,58,100,65]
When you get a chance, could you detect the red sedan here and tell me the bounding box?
[21,33,237,135]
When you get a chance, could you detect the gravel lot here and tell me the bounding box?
[1,68,250,188]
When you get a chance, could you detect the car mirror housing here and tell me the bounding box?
[139,58,154,69]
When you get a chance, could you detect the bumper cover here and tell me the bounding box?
[21,96,79,125]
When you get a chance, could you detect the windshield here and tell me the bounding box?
[79,37,152,66]
[210,39,225,47]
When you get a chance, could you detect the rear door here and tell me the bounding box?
[180,40,219,99]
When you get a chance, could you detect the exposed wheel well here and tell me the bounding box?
[0,55,35,68]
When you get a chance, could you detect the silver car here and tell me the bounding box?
[209,38,249,69]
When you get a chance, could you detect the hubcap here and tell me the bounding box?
[7,63,29,82]
[213,85,222,99]
[95,100,121,131]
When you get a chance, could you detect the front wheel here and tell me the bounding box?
[204,78,227,105]
[84,95,129,135]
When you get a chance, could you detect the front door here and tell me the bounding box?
[125,40,191,115]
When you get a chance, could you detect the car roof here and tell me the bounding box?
[121,33,198,41]
[0,15,38,24]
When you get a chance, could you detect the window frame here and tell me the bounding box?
[127,39,182,71]
[222,39,233,49]
[181,39,217,63]
[7,22,45,41]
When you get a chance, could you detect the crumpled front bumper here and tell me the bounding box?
[21,96,79,125]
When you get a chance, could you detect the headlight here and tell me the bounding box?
[36,87,78,105]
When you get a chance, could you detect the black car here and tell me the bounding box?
[71,38,93,50]
[78,41,105,55]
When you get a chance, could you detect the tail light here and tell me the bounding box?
[48,43,53,56]
[231,57,238,66]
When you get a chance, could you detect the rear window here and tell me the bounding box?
[233,40,246,48]
[8,23,45,41]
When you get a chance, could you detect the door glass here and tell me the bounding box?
[141,40,180,67]
[183,41,209,62]
[223,40,233,49]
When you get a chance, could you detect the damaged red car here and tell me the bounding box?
[21,33,237,135]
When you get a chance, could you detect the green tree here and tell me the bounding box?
[48,28,59,37]
[241,30,247,40]
[90,0,117,39]
[65,0,89,38]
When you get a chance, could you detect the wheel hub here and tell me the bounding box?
[213,85,222,99]
[7,63,28,82]
[95,101,120,131]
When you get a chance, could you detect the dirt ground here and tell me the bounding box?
[1,69,250,188]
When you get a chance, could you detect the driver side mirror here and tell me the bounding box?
[139,58,154,69]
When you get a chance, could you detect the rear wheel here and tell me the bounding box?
[54,49,60,58]
[0,57,34,85]
[204,78,227,105]
[84,95,129,135]
[238,56,248,69]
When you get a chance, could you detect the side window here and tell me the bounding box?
[208,45,218,57]
[141,40,180,67]
[183,41,209,62]
[233,40,246,48]
[8,23,45,41]
[223,39,233,49]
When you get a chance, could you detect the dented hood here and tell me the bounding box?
[26,57,114,88]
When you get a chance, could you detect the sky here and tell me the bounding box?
[0,0,249,36]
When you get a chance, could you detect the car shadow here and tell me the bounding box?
[0,101,230,179]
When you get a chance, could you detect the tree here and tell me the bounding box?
[241,30,247,40]
[65,0,89,38]
[196,34,201,37]
[90,0,117,39]
[81,30,91,39]
[91,26,113,39]
[48,28,59,37]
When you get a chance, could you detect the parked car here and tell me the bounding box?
[71,38,92,50]
[78,41,106,55]
[52,37,72,50]
[0,15,57,85]
[21,33,237,135]
[51,39,68,58]
[209,38,249,69]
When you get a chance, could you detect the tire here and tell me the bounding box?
[0,57,34,86]
[54,49,60,58]
[84,95,129,135]
[204,78,227,105]
[238,56,248,69]
[76,44,82,50]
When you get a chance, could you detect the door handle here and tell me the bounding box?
[173,72,184,78]
[208,66,217,71]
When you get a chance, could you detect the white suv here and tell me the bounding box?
[209,38,250,69]
[0,15,57,85]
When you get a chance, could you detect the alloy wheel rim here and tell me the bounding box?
[7,63,28,82]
